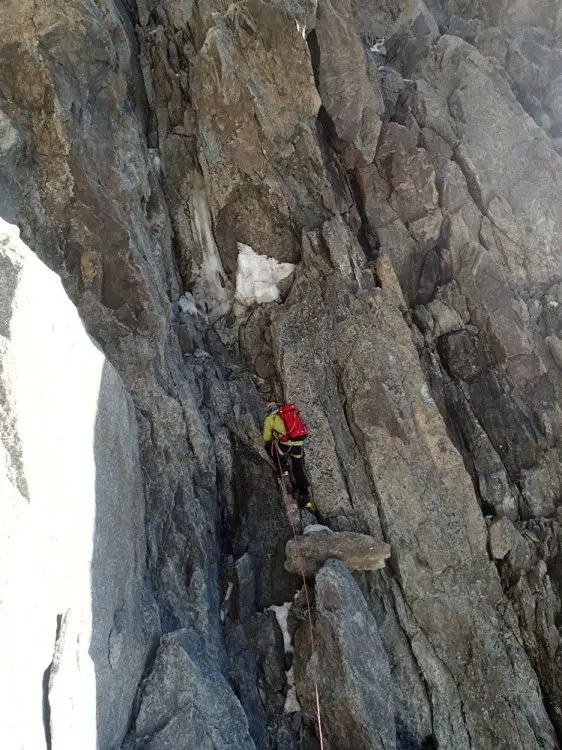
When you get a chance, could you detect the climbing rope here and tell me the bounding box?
[275,450,325,750]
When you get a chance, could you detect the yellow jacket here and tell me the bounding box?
[262,413,303,446]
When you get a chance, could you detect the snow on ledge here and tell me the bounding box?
[235,243,294,307]
[369,38,387,55]
[268,602,293,654]
[284,667,301,714]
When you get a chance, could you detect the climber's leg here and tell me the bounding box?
[290,447,311,508]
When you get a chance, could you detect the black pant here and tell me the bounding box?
[268,442,309,502]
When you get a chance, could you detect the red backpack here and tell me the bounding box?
[278,403,309,442]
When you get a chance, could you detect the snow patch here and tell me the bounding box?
[370,39,387,55]
[220,582,234,624]
[421,384,435,406]
[178,292,203,318]
[268,601,302,714]
[235,243,294,307]
[268,602,293,654]
[284,667,301,714]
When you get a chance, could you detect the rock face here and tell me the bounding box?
[3,0,562,749]
[314,0,384,165]
[0,218,150,750]
[294,560,396,750]
[285,531,391,575]
[133,629,256,750]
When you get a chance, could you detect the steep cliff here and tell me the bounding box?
[2,0,562,748]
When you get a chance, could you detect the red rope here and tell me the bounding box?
[275,450,325,750]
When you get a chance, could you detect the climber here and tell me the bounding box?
[263,401,312,509]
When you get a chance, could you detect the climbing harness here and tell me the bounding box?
[276,453,325,750]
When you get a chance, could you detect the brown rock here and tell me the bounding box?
[284,531,391,576]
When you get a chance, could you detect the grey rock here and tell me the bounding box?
[447,14,484,42]
[294,560,396,750]
[358,122,442,302]
[135,629,256,750]
[226,622,270,749]
[496,517,562,735]
[379,66,406,120]
[189,0,329,273]
[235,552,257,623]
[519,451,562,519]
[272,249,557,747]
[547,333,562,370]
[489,517,516,559]
[315,0,384,165]
[387,1,440,78]
[252,612,287,693]
[4,0,562,747]
[285,532,391,576]
[440,0,561,27]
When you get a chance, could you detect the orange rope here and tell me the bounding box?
[275,449,325,750]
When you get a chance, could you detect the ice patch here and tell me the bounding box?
[284,667,301,714]
[191,187,231,322]
[268,602,293,653]
[235,243,294,307]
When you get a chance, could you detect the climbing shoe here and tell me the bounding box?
[298,495,313,510]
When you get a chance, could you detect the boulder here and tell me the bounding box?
[0,218,151,750]
[285,531,391,576]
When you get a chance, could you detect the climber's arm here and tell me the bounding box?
[262,414,274,443]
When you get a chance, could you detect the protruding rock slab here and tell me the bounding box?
[284,531,391,576]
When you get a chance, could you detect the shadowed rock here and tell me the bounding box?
[285,531,391,576]
[134,630,255,750]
